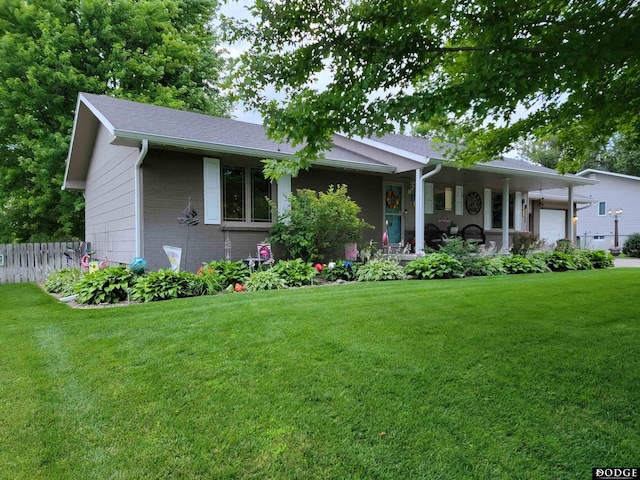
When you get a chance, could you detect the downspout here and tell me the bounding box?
[135,139,149,258]
[414,162,442,255]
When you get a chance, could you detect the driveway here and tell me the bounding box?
[614,258,640,268]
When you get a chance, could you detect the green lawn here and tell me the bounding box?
[1,270,639,479]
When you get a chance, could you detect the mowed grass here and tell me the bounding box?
[1,269,639,479]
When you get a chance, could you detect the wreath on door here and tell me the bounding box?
[386,190,399,209]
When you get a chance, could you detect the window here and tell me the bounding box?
[223,164,272,223]
[203,158,273,226]
[434,186,453,211]
[491,193,514,229]
[598,201,606,216]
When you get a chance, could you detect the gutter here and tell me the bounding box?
[135,139,149,258]
[414,162,443,255]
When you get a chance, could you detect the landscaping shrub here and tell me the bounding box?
[501,255,536,274]
[75,266,137,305]
[545,251,577,272]
[269,185,372,262]
[622,232,640,257]
[323,260,358,281]
[570,251,594,270]
[199,260,250,288]
[44,268,83,296]
[510,232,544,255]
[586,249,614,268]
[527,253,552,273]
[132,269,203,303]
[272,259,317,287]
[467,256,507,276]
[354,259,405,282]
[245,269,286,291]
[405,253,464,279]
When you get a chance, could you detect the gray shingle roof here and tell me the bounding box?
[81,93,386,167]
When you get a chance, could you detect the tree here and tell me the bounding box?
[227,0,640,178]
[0,0,231,242]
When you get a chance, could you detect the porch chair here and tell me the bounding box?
[461,224,486,244]
[424,223,445,250]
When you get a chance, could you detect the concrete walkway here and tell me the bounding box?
[614,258,640,268]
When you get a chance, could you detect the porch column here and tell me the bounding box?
[567,185,574,243]
[502,178,510,252]
[414,168,424,254]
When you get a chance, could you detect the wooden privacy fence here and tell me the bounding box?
[0,242,86,284]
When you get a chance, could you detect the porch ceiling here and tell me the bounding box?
[424,163,595,192]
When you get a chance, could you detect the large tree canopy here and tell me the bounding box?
[227,0,640,178]
[0,0,231,242]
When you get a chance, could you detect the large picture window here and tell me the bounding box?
[223,164,272,223]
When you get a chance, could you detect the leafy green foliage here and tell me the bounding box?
[586,249,615,268]
[545,251,577,272]
[405,253,464,280]
[272,259,317,287]
[269,185,372,262]
[501,255,536,275]
[354,259,405,282]
[570,251,594,271]
[245,270,286,292]
[0,0,231,242]
[322,260,357,282]
[44,268,83,297]
[227,1,640,177]
[132,269,203,303]
[622,233,640,257]
[510,232,545,256]
[75,266,136,305]
[527,253,553,273]
[467,257,507,277]
[199,260,250,289]
[554,239,576,254]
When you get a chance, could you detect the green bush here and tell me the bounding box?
[323,260,358,282]
[132,269,203,303]
[545,251,576,272]
[511,232,544,255]
[622,232,640,257]
[199,260,250,288]
[269,185,372,262]
[75,266,137,305]
[245,269,287,291]
[555,239,576,253]
[272,259,317,287]
[501,255,536,274]
[570,251,594,270]
[405,253,465,279]
[527,253,552,273]
[585,249,614,268]
[467,256,507,276]
[354,259,405,282]
[44,268,83,296]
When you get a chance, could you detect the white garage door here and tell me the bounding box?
[539,209,566,245]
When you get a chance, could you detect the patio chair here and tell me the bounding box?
[425,223,445,250]
[461,224,486,244]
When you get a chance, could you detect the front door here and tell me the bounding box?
[384,184,403,244]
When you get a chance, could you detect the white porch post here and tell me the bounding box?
[501,178,510,252]
[567,185,574,243]
[414,168,424,254]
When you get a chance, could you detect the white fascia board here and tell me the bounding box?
[576,169,640,182]
[62,95,86,190]
[469,162,598,186]
[78,94,116,135]
[349,135,430,164]
[112,129,395,174]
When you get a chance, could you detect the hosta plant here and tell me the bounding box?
[75,266,136,305]
[44,268,83,296]
[405,253,464,279]
[272,259,317,287]
[354,259,405,282]
[585,249,614,268]
[132,270,204,303]
[245,269,287,291]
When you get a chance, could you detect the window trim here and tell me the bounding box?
[598,201,607,216]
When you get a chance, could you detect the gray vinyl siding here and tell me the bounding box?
[574,173,640,249]
[142,150,273,272]
[84,124,138,265]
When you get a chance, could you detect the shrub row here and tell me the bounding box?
[44,249,614,305]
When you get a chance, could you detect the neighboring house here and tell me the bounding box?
[63,93,596,271]
[572,170,640,250]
